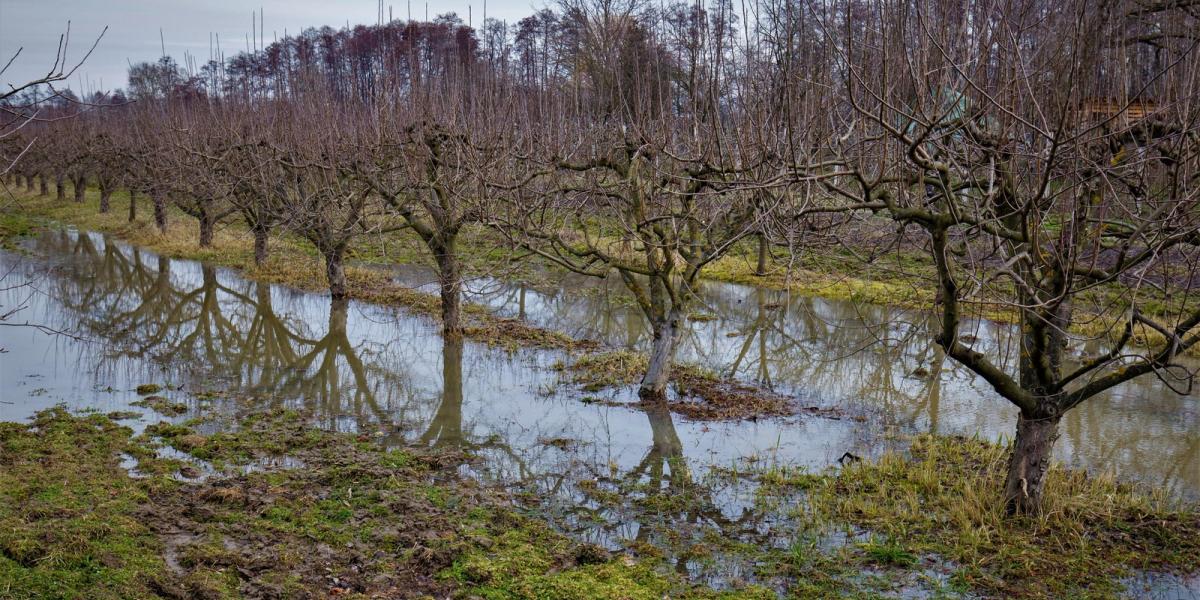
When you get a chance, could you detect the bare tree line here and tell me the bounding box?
[3,0,1200,514]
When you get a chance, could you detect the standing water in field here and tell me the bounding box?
[2,229,1198,496]
[1,229,1198,594]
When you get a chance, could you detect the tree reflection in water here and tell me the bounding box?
[420,336,464,448]
[9,229,1197,567]
[39,232,411,430]
[447,263,1197,500]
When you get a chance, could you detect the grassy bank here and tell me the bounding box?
[801,435,1200,598]
[1,188,928,308]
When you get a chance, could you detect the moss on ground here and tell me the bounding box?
[2,406,1196,599]
[0,210,40,250]
[2,407,765,599]
[0,409,180,600]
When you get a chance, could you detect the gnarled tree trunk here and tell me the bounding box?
[434,245,463,338]
[198,208,214,247]
[324,249,348,300]
[99,186,112,213]
[756,232,769,276]
[639,308,685,401]
[252,222,270,266]
[73,176,86,203]
[38,175,48,196]
[55,175,66,200]
[152,191,168,233]
[1003,411,1062,514]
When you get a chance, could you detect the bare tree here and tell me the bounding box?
[269,100,375,300]
[824,0,1200,513]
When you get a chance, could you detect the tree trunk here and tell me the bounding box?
[99,187,112,213]
[152,192,168,233]
[325,250,348,300]
[198,210,214,247]
[24,175,34,192]
[38,175,48,196]
[73,177,86,203]
[755,232,769,276]
[1003,412,1062,515]
[639,309,685,401]
[55,176,66,201]
[434,245,463,337]
[128,189,137,222]
[253,222,270,266]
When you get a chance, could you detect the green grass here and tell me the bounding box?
[801,435,1200,598]
[0,409,180,600]
[3,405,1197,599]
[8,186,1188,356]
[3,407,774,599]
[0,211,39,250]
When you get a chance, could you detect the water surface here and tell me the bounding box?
[1,228,1197,595]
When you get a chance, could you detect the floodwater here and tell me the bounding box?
[1,228,1198,596]
[390,254,1200,501]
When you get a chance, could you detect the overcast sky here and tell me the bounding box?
[1,0,545,94]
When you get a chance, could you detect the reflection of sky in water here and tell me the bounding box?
[0,228,1197,509]
[392,258,1200,501]
[2,229,1198,595]
[0,230,864,491]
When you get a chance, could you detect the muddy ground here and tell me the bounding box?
[1,407,768,600]
[3,404,1197,599]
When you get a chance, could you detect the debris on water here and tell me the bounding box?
[194,389,231,400]
[106,411,143,421]
[136,383,163,395]
[538,437,577,450]
[909,366,930,378]
[131,396,187,415]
